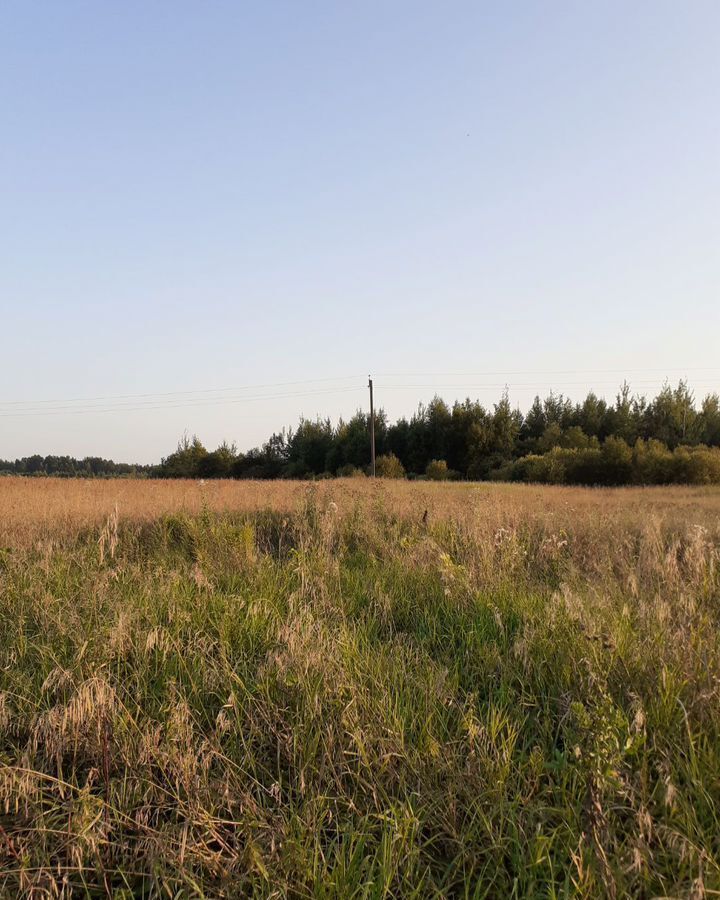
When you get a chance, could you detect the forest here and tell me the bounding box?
[0,454,152,478]
[3,382,720,485]
[150,381,719,485]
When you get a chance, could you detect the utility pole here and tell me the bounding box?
[368,376,376,477]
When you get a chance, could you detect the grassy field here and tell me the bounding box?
[1,478,719,897]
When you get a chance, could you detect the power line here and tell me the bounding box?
[3,367,716,410]
[375,367,720,378]
[375,380,720,390]
[0,374,365,408]
[1,372,717,419]
[0,386,365,418]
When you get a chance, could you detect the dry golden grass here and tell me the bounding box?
[1,475,719,548]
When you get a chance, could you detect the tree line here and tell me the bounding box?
[3,382,720,485]
[156,381,720,485]
[0,455,152,478]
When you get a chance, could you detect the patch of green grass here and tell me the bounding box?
[1,500,719,897]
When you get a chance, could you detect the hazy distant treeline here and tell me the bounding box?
[0,455,152,478]
[3,382,720,485]
[156,381,720,485]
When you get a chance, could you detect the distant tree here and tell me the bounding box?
[387,416,412,469]
[560,425,596,450]
[447,399,488,473]
[198,441,237,478]
[606,381,640,445]
[232,448,266,479]
[159,434,208,478]
[599,436,633,484]
[24,454,45,475]
[538,423,563,453]
[233,431,288,479]
[331,410,387,474]
[404,404,433,474]
[425,397,452,463]
[522,396,546,442]
[490,390,521,458]
[697,394,720,446]
[578,392,608,438]
[287,418,335,476]
[642,381,696,449]
[543,392,573,428]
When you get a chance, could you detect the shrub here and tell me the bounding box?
[337,464,367,478]
[425,459,450,481]
[633,439,675,484]
[375,453,406,479]
[598,436,633,484]
[498,438,720,486]
[669,445,720,484]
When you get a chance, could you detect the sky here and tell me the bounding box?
[1,1,719,463]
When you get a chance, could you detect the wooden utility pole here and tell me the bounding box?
[368,376,376,477]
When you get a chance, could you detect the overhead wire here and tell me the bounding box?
[0,374,365,408]
[1,369,718,418]
[0,386,365,418]
[375,367,720,378]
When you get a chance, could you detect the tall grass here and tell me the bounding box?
[0,480,719,896]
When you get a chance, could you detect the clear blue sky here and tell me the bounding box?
[1,1,719,462]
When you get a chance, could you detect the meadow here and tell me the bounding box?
[0,477,719,897]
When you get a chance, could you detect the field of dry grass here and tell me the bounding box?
[1,477,719,896]
[2,475,719,547]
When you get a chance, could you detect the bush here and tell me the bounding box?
[632,439,675,484]
[375,453,406,479]
[599,436,633,484]
[425,459,450,481]
[497,438,720,486]
[337,464,367,478]
[669,445,720,484]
